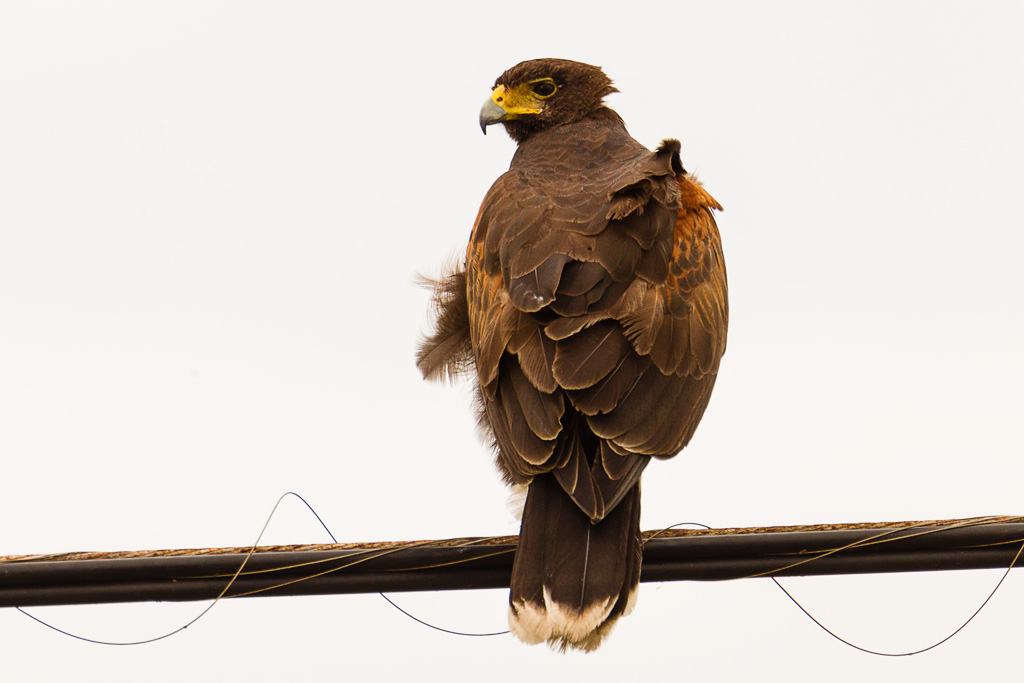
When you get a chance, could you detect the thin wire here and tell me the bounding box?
[378,593,508,637]
[652,519,1024,656]
[772,539,1024,656]
[17,492,508,642]
[17,491,302,645]
[644,521,712,542]
[283,492,508,637]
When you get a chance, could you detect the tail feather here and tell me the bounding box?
[509,473,642,651]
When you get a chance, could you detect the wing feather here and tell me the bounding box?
[498,367,558,466]
[507,360,564,440]
[552,321,630,390]
[567,353,649,416]
[513,322,559,393]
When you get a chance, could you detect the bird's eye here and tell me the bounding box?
[531,81,556,98]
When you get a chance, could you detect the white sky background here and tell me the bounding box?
[1,1,1022,679]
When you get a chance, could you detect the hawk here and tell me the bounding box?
[417,58,728,651]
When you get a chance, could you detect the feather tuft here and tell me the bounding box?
[416,267,474,382]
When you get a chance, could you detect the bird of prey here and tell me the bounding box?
[417,58,728,651]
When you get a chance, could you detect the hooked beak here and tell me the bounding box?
[479,97,507,134]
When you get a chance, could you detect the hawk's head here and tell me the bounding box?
[480,59,619,143]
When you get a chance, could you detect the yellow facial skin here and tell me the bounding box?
[479,78,558,132]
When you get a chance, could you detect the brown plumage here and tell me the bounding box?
[417,58,728,651]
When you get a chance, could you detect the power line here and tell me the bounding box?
[1,515,1021,609]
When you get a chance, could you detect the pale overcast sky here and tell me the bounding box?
[2,2,1022,680]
